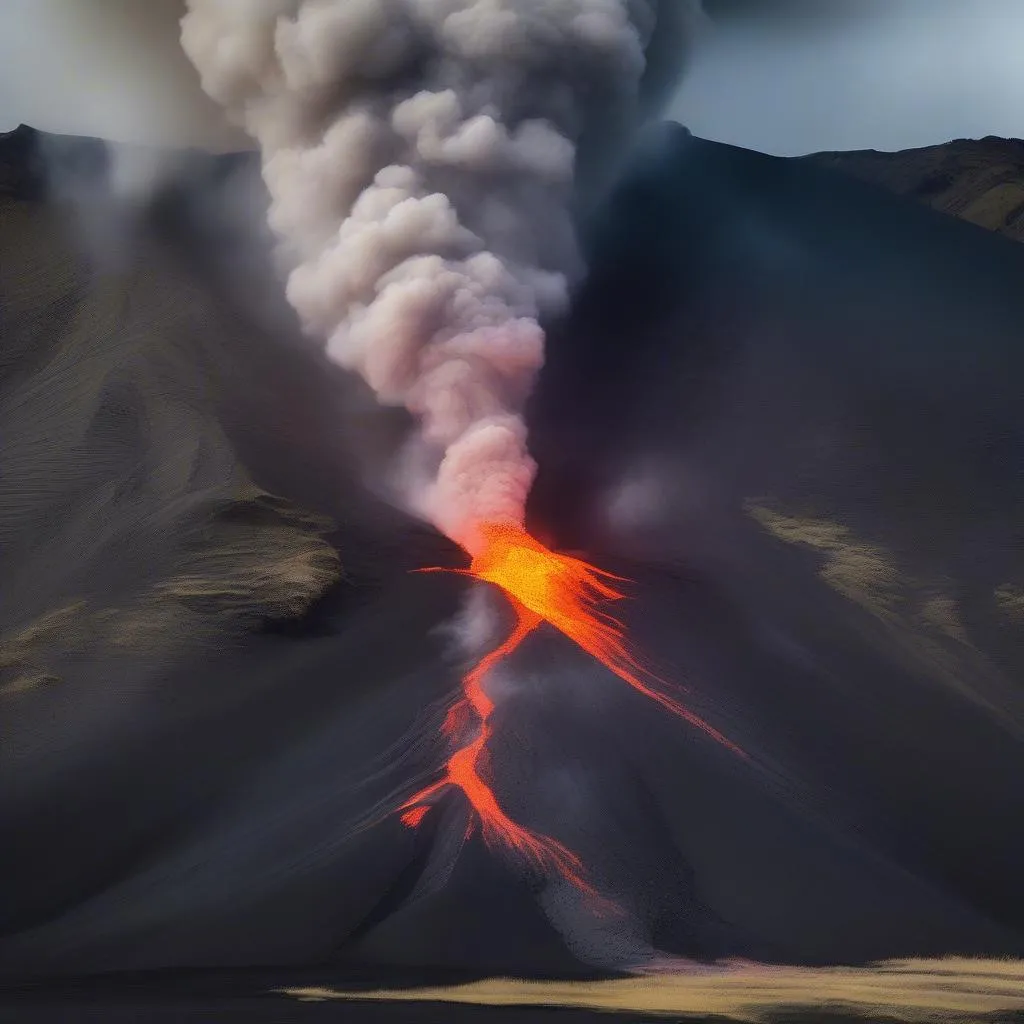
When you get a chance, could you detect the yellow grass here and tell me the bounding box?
[279,957,1024,1021]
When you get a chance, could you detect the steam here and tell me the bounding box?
[180,0,696,553]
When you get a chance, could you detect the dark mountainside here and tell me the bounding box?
[1,122,1023,1018]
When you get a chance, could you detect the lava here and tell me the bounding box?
[400,523,747,899]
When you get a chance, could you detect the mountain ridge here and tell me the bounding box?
[8,122,1024,243]
[808,134,1024,242]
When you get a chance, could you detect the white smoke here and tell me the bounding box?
[180,0,697,554]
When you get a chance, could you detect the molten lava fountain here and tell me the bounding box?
[401,523,748,903]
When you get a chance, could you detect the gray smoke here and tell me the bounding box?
[180,0,697,553]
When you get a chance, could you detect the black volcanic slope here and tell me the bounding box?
[1,122,1023,989]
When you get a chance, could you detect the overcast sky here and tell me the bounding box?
[0,0,243,150]
[679,0,1024,155]
[3,0,1024,156]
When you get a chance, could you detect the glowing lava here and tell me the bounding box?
[400,523,747,897]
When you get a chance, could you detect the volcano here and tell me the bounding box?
[1,122,1023,1018]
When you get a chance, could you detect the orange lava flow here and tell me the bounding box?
[400,523,747,898]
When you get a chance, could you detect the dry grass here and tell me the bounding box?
[745,504,904,623]
[960,182,1024,230]
[995,584,1024,624]
[0,487,340,699]
[744,502,1024,732]
[149,489,341,626]
[280,957,1024,1021]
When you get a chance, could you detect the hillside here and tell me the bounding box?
[1,122,1023,1022]
[810,135,1024,241]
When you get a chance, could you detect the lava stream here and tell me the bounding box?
[400,523,747,897]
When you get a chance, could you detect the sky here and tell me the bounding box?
[2,0,1024,157]
[0,0,243,151]
[680,0,1024,155]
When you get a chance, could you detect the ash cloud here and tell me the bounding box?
[180,0,698,553]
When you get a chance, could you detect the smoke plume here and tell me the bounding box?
[180,0,696,553]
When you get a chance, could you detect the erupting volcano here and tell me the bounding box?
[400,523,748,900]
[178,0,731,923]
